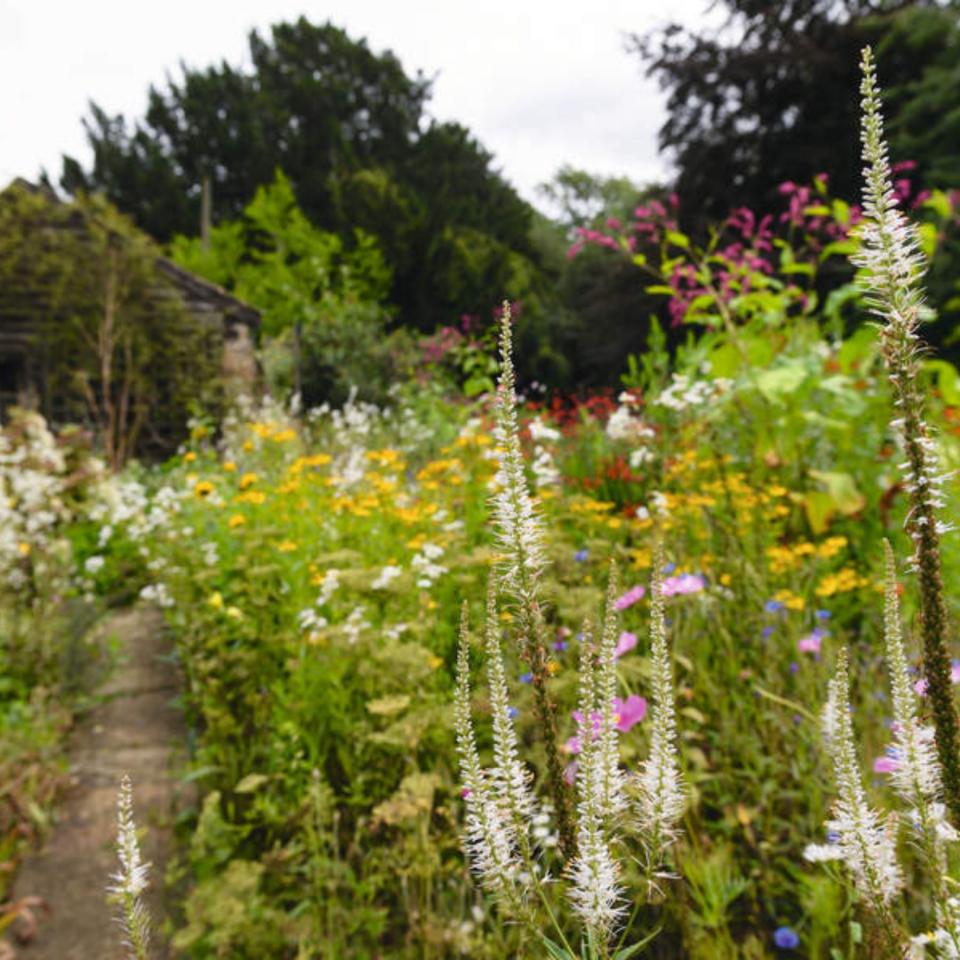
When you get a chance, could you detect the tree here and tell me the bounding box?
[629,1,959,228]
[170,171,400,406]
[59,18,543,338]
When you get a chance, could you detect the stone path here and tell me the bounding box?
[10,606,187,959]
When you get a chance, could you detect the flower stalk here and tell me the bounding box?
[492,301,575,858]
[109,775,151,960]
[854,45,960,827]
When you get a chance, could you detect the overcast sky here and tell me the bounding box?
[0,0,714,214]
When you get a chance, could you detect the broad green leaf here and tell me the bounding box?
[645,285,675,296]
[923,189,953,221]
[918,221,937,258]
[803,204,830,216]
[632,253,647,267]
[754,364,808,402]
[665,230,690,249]
[808,470,865,516]
[804,490,836,535]
[924,360,960,405]
[831,198,851,225]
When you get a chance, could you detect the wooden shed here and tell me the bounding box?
[0,179,260,458]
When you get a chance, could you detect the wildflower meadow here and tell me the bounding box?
[5,34,960,960]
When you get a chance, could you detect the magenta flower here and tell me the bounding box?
[874,756,900,774]
[614,631,638,658]
[661,573,706,597]
[615,585,646,611]
[614,694,647,732]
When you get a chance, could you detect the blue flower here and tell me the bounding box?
[553,641,568,652]
[574,549,589,563]
[519,672,533,684]
[507,706,519,719]
[762,626,775,639]
[765,599,785,614]
[773,926,800,950]
[815,609,832,621]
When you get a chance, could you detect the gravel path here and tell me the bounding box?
[10,606,187,959]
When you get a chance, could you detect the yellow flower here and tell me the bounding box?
[271,428,297,443]
[773,588,805,611]
[190,424,210,440]
[427,655,443,671]
[242,440,254,452]
[183,451,197,463]
[17,541,31,557]
[223,461,237,472]
[208,591,224,609]
[194,480,215,499]
[228,514,246,529]
[277,540,298,553]
[225,606,243,620]
[239,472,259,490]
[235,491,266,505]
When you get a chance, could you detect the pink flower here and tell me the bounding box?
[614,694,647,732]
[614,631,638,658]
[615,585,646,611]
[915,678,929,696]
[661,573,706,597]
[564,760,579,785]
[873,756,900,774]
[798,633,822,655]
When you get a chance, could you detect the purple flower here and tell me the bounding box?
[815,609,832,621]
[615,585,646,610]
[798,632,822,655]
[507,706,519,719]
[762,626,775,639]
[520,672,533,684]
[765,599,785,614]
[574,548,589,563]
[614,631,638,658]
[773,926,800,950]
[952,659,960,684]
[553,640,568,652]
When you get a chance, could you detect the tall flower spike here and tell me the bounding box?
[491,300,547,632]
[596,561,627,822]
[109,775,151,960]
[490,301,575,859]
[855,46,960,826]
[568,624,624,940]
[483,578,537,857]
[825,649,903,920]
[636,544,686,867]
[454,606,524,910]
[883,540,942,809]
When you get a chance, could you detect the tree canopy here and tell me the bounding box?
[630,0,960,227]
[60,18,541,333]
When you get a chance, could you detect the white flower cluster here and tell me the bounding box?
[654,373,732,414]
[527,416,561,488]
[108,775,151,960]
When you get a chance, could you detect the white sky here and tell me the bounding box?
[0,0,712,214]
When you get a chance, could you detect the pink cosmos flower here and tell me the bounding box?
[615,585,646,611]
[661,573,706,597]
[798,631,824,655]
[615,694,647,732]
[614,631,638,658]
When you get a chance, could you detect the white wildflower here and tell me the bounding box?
[108,775,151,960]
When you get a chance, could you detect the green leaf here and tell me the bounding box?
[918,221,938,259]
[924,359,960,405]
[803,204,830,216]
[804,491,835,535]
[645,285,675,296]
[631,253,647,267]
[665,230,690,249]
[540,936,576,960]
[831,198,850,225]
[182,765,224,783]
[754,364,808,402]
[235,773,270,794]
[808,470,865,517]
[923,189,953,221]
[614,928,663,958]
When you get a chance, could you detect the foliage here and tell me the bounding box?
[59,18,546,336]
[170,171,398,406]
[629,0,958,227]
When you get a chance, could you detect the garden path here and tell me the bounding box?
[10,605,187,959]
